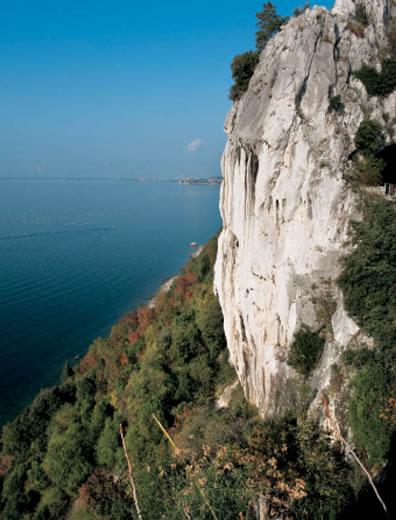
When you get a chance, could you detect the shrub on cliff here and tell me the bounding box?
[328,94,342,112]
[349,363,393,465]
[338,199,396,464]
[229,50,259,101]
[287,325,325,377]
[355,4,369,27]
[354,60,396,97]
[338,200,396,348]
[352,120,387,186]
[354,119,385,157]
[293,3,310,17]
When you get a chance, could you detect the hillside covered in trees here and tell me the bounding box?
[1,228,395,519]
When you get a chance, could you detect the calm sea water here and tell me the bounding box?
[0,179,221,426]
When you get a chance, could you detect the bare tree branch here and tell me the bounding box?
[322,391,390,519]
[152,413,219,520]
[120,424,143,520]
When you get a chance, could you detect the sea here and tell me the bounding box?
[0,178,222,426]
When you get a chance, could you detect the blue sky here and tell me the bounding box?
[1,0,334,178]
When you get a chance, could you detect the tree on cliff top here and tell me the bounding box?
[256,2,286,52]
[229,2,287,101]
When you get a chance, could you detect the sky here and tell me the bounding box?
[1,0,334,179]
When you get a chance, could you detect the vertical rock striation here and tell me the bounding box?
[214,0,396,417]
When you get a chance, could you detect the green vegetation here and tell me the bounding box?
[338,199,396,464]
[354,60,396,97]
[287,325,325,377]
[2,3,396,512]
[338,200,396,350]
[0,233,357,519]
[328,94,343,112]
[229,51,259,101]
[355,4,369,27]
[255,1,286,52]
[293,3,310,17]
[355,120,385,157]
[352,119,388,186]
[354,155,385,186]
[229,2,286,101]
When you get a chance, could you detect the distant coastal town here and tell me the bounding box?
[139,176,222,185]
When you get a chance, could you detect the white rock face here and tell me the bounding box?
[214,0,396,417]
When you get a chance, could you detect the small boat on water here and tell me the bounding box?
[190,241,197,247]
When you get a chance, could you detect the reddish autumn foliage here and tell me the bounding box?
[175,277,189,295]
[129,331,139,345]
[172,408,191,431]
[186,272,196,282]
[120,352,128,367]
[76,483,90,508]
[137,305,153,334]
[0,455,12,478]
[174,275,196,302]
[79,351,97,374]
[120,310,139,330]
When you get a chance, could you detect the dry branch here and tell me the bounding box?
[152,413,219,520]
[120,424,143,520]
[322,392,390,519]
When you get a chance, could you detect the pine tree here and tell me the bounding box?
[255,2,285,52]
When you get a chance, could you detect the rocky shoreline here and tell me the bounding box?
[148,245,203,308]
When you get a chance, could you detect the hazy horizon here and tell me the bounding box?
[1,0,334,179]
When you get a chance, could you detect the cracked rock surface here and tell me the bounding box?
[214,0,396,418]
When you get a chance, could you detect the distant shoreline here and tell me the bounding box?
[0,176,222,186]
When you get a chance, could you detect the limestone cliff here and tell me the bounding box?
[214,0,396,418]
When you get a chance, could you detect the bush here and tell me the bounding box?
[43,421,93,496]
[341,348,376,369]
[35,487,69,519]
[229,51,259,101]
[355,60,396,97]
[349,363,392,464]
[337,200,396,348]
[338,199,396,463]
[356,156,385,185]
[287,325,325,377]
[0,464,29,520]
[1,384,75,461]
[355,4,369,26]
[353,120,386,186]
[96,417,121,467]
[328,94,343,112]
[84,468,130,519]
[293,3,310,17]
[354,119,385,157]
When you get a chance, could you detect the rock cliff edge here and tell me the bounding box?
[214,0,396,418]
